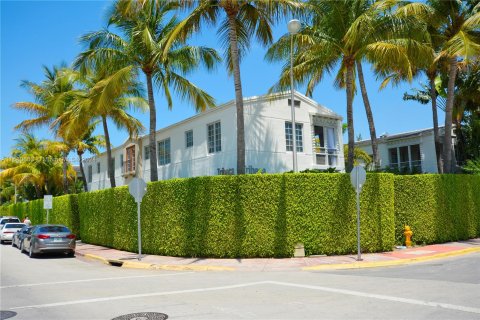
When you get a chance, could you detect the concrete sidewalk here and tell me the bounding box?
[75,238,480,272]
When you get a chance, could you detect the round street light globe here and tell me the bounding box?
[288,19,301,34]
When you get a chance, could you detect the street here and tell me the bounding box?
[1,243,479,320]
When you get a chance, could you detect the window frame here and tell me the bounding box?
[157,138,171,166]
[185,130,193,149]
[125,145,136,172]
[285,121,303,152]
[207,121,222,154]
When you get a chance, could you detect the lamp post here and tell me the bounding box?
[288,19,301,172]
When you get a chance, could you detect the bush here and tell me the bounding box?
[51,195,80,236]
[79,173,395,258]
[394,175,480,245]
[78,187,137,251]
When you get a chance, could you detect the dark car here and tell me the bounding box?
[21,224,76,258]
[12,225,33,249]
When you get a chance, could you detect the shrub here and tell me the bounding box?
[394,175,480,245]
[80,173,395,258]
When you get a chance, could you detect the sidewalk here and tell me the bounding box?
[75,238,480,272]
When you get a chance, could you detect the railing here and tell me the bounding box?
[314,147,340,167]
[389,160,422,173]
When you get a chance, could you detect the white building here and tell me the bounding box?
[355,126,456,173]
[84,91,344,191]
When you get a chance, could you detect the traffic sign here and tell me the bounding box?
[129,178,147,203]
[350,165,367,192]
[43,195,53,209]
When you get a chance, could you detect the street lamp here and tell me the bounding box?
[288,19,301,172]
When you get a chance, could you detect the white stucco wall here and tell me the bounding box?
[85,92,344,191]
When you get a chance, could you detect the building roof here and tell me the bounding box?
[355,126,447,147]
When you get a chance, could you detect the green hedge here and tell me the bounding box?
[2,173,478,258]
[78,173,395,258]
[0,196,79,236]
[78,187,137,251]
[394,175,480,245]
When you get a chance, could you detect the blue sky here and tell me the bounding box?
[1,0,443,161]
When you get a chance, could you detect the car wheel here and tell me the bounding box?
[11,239,16,248]
[67,251,75,257]
[0,240,4,244]
[29,243,36,258]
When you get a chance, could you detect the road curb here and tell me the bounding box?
[303,247,480,271]
[77,252,235,271]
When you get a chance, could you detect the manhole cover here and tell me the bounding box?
[111,312,168,320]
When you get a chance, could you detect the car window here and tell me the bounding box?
[5,224,25,228]
[37,226,71,233]
[1,218,20,224]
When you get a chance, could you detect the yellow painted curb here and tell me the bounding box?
[121,260,235,271]
[83,253,111,265]
[303,247,480,271]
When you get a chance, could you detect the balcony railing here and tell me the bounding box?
[389,160,422,173]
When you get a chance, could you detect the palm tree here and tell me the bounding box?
[13,65,78,193]
[56,65,147,188]
[0,133,71,199]
[399,0,480,173]
[68,122,105,192]
[267,0,432,172]
[76,0,220,182]
[165,0,302,174]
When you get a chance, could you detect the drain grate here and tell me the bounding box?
[108,260,124,267]
[111,312,168,320]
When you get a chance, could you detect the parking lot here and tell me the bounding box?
[1,242,480,320]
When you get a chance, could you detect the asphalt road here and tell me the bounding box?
[1,243,479,320]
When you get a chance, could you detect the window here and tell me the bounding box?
[144,145,150,160]
[87,165,92,183]
[97,163,100,174]
[285,122,303,152]
[399,146,409,171]
[314,125,337,165]
[389,148,398,168]
[120,154,124,173]
[158,138,171,165]
[410,144,421,172]
[126,145,135,172]
[185,130,193,148]
[208,121,222,153]
[288,99,301,107]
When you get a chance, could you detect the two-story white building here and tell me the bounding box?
[355,126,456,173]
[84,91,344,191]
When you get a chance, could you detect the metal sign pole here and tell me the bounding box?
[137,200,142,261]
[356,187,362,261]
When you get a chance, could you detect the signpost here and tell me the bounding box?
[350,165,366,261]
[128,178,147,261]
[43,195,53,224]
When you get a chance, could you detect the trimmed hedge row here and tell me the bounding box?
[2,173,478,258]
[0,196,79,237]
[78,173,395,257]
[394,175,480,245]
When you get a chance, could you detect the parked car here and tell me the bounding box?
[21,224,76,258]
[0,216,21,227]
[0,223,26,243]
[12,225,33,249]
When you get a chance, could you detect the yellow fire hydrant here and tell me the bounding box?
[404,226,413,247]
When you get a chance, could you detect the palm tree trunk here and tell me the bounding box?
[356,62,379,170]
[78,152,88,192]
[145,72,158,181]
[62,151,69,194]
[102,115,116,188]
[428,73,443,173]
[443,57,458,173]
[346,61,355,173]
[226,9,246,175]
